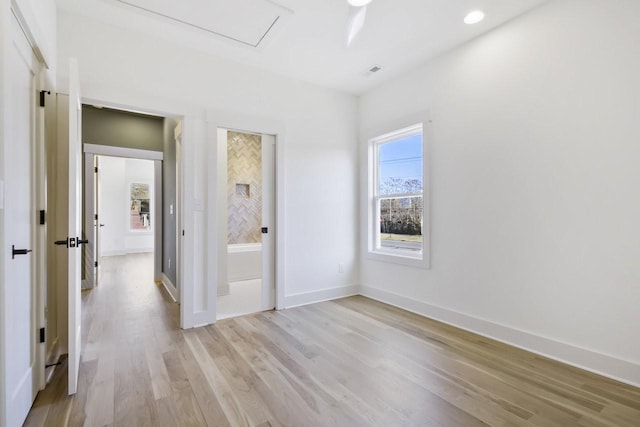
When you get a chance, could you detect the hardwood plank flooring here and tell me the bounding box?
[24,253,640,426]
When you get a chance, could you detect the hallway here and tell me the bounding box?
[24,253,180,426]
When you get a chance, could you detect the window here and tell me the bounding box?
[368,123,429,267]
[130,182,152,231]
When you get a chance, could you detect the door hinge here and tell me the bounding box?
[94,214,98,220]
[94,261,98,267]
[39,90,50,107]
[39,327,45,343]
[94,166,98,173]
[39,210,46,225]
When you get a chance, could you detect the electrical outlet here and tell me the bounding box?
[168,258,171,269]
[170,204,173,215]
[338,263,344,274]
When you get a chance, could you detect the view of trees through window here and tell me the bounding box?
[377,130,423,251]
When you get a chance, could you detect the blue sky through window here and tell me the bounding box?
[379,133,422,193]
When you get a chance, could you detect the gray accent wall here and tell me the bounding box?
[82,106,163,151]
[162,118,178,285]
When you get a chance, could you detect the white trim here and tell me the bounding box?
[84,146,162,285]
[284,285,360,309]
[206,109,286,325]
[60,91,189,328]
[359,285,640,388]
[9,0,52,67]
[84,143,163,160]
[366,116,431,269]
[174,121,182,304]
[153,160,162,281]
[160,273,178,302]
[101,248,152,257]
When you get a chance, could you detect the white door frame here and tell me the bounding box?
[77,93,193,328]
[67,57,83,395]
[83,144,164,282]
[216,129,276,312]
[206,110,286,321]
[174,122,183,303]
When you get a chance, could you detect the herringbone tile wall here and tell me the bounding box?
[227,131,262,244]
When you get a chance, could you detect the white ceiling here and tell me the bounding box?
[57,0,548,94]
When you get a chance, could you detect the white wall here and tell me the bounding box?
[359,0,640,386]
[56,9,359,325]
[99,156,155,256]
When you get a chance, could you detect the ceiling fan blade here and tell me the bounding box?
[346,5,367,46]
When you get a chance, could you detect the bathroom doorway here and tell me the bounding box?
[217,129,275,319]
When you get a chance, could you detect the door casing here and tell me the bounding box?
[83,144,164,285]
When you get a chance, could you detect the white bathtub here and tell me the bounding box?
[228,243,262,282]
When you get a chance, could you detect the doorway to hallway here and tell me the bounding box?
[95,155,156,286]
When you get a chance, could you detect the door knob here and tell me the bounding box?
[12,245,32,259]
[77,238,89,245]
[99,224,105,227]
[54,238,69,247]
[54,237,81,248]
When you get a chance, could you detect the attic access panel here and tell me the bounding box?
[117,0,286,47]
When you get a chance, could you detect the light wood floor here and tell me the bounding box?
[25,254,640,426]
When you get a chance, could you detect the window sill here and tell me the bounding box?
[366,249,430,269]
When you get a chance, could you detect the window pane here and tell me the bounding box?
[378,133,423,196]
[130,182,151,230]
[379,196,423,252]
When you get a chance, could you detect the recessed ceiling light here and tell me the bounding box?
[348,0,372,7]
[464,10,485,25]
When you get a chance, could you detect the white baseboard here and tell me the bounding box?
[160,273,179,302]
[125,248,154,254]
[101,250,125,257]
[360,285,640,388]
[101,249,153,257]
[284,284,359,309]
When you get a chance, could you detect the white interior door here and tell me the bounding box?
[2,13,38,426]
[83,153,99,287]
[96,156,102,285]
[67,58,83,395]
[261,134,275,310]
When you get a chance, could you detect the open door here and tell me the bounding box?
[67,58,83,395]
[261,134,276,310]
[84,153,100,288]
[96,157,102,285]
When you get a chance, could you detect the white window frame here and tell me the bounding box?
[367,121,430,269]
